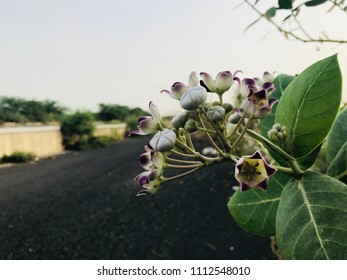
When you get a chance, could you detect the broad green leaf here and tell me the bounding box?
[326,107,347,162]
[327,141,347,184]
[265,7,277,18]
[276,172,347,259]
[276,54,342,159]
[228,173,291,236]
[260,74,295,138]
[305,0,327,7]
[278,0,293,9]
[297,143,322,170]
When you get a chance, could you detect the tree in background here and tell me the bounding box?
[242,0,347,45]
[0,97,66,123]
[96,103,149,133]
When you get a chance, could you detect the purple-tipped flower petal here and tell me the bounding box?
[215,71,233,94]
[161,82,188,100]
[129,101,162,136]
[200,71,236,95]
[148,129,177,152]
[200,72,216,92]
[188,71,199,87]
[235,151,277,191]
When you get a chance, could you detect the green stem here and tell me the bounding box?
[197,127,216,134]
[163,167,201,183]
[171,149,197,158]
[336,169,347,180]
[166,163,204,169]
[230,117,252,150]
[166,156,201,165]
[272,165,295,175]
[227,113,246,139]
[218,94,223,105]
[197,113,225,156]
[182,128,195,150]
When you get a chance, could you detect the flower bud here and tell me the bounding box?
[215,71,233,95]
[184,119,198,133]
[206,106,225,122]
[171,111,188,129]
[222,103,233,113]
[180,86,207,110]
[228,111,242,124]
[149,129,177,152]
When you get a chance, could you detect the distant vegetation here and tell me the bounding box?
[0,96,149,151]
[0,97,66,123]
[1,151,36,163]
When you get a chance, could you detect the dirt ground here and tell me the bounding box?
[0,137,275,259]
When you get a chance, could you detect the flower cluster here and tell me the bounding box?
[132,70,278,195]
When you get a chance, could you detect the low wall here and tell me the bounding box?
[0,123,126,158]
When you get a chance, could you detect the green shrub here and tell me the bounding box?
[60,111,95,150]
[2,151,36,163]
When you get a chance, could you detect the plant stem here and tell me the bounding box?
[166,163,204,169]
[166,156,202,165]
[163,167,201,182]
[230,117,252,149]
[197,127,216,134]
[171,149,197,158]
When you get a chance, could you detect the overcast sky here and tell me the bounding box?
[0,0,346,115]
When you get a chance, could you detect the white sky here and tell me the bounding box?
[0,0,346,115]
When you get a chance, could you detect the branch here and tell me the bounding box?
[243,0,347,44]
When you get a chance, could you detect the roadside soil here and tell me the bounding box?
[0,137,275,259]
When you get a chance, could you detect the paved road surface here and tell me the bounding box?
[0,138,275,259]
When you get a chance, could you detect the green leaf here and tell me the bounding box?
[260,74,295,139]
[265,7,277,18]
[275,54,342,159]
[276,172,347,259]
[278,0,293,9]
[326,107,347,162]
[305,0,327,7]
[228,173,291,236]
[327,141,347,184]
[297,143,322,170]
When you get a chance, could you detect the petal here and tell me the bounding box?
[152,152,165,168]
[134,170,151,186]
[200,72,216,92]
[215,71,233,94]
[254,106,271,119]
[263,71,274,83]
[188,71,199,87]
[172,82,188,100]
[149,101,161,122]
[255,178,269,191]
[128,130,146,136]
[242,98,255,117]
[269,98,278,107]
[138,118,158,134]
[139,152,152,170]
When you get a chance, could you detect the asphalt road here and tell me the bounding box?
[0,137,275,259]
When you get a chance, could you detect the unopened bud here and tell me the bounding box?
[171,111,188,129]
[184,119,198,133]
[222,103,233,113]
[207,106,225,122]
[228,111,242,124]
